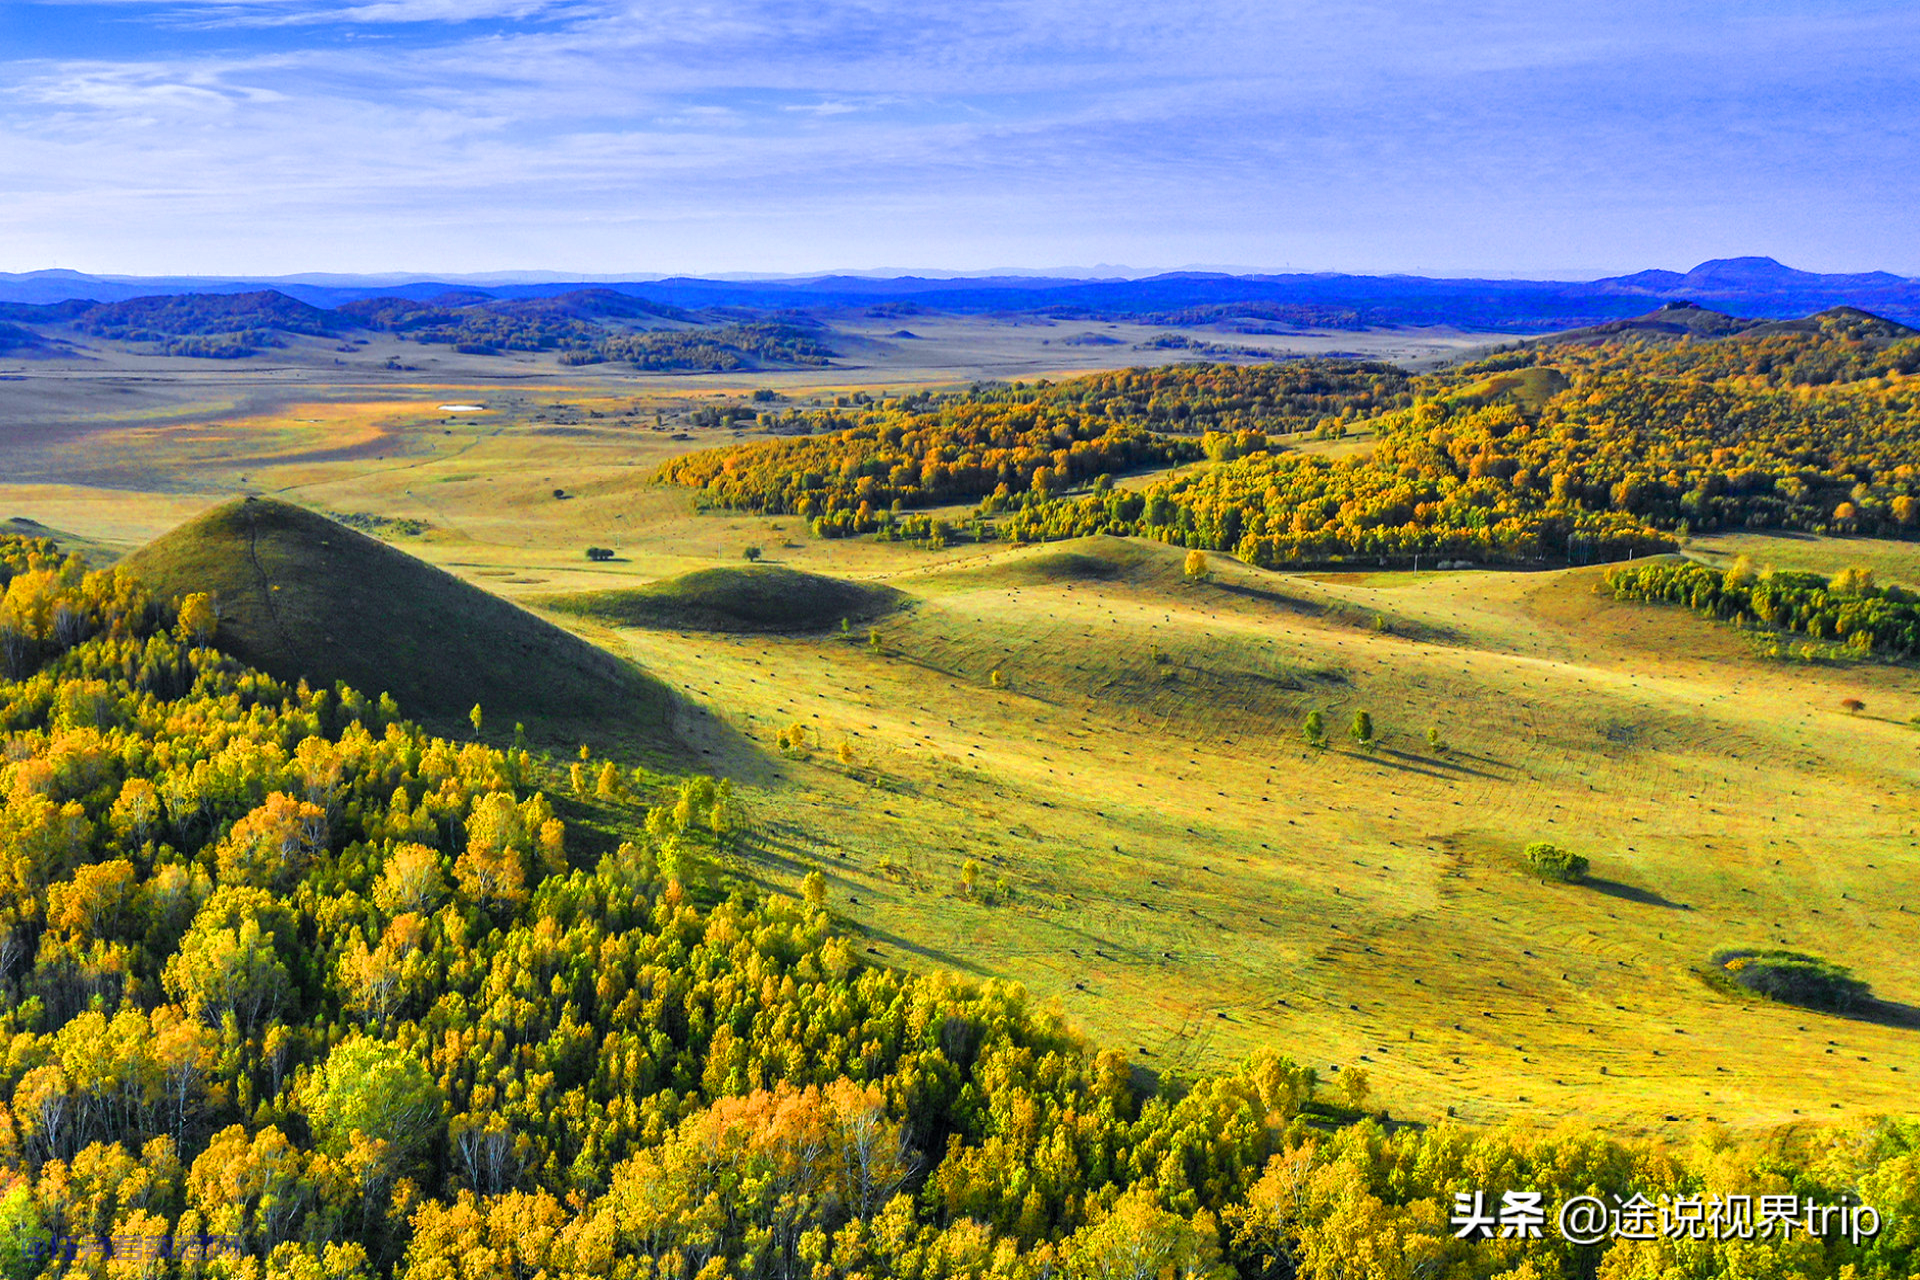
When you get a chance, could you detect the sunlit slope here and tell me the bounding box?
[606,539,1920,1132]
[121,496,677,742]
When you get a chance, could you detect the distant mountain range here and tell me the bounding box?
[1,257,1917,332]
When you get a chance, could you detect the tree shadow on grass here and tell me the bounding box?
[1335,746,1500,781]
[1209,578,1358,621]
[849,922,992,977]
[1703,968,1920,1032]
[1583,878,1692,910]
[1372,746,1501,780]
[1847,997,1920,1031]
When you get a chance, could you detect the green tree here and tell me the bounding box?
[0,1184,47,1279]
[743,545,762,562]
[1349,709,1374,749]
[300,1036,443,1167]
[162,887,297,1033]
[1525,841,1589,882]
[1303,709,1326,748]
[468,703,482,737]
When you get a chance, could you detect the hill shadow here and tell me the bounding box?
[1583,877,1690,910]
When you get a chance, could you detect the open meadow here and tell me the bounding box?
[4,333,1915,1144]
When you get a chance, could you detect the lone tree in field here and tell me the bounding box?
[743,545,762,562]
[990,668,1004,689]
[1303,709,1327,749]
[468,703,483,739]
[868,629,883,653]
[1349,710,1375,750]
[1710,947,1869,1012]
[1426,725,1448,754]
[1525,841,1589,883]
[961,859,980,897]
[1841,697,1865,715]
[585,546,614,561]
[1184,549,1210,581]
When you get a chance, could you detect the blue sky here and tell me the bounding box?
[1,0,1916,277]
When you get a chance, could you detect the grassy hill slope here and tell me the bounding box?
[122,497,677,743]
[599,540,1920,1133]
[540,564,904,633]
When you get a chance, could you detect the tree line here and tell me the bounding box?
[658,317,1920,567]
[1603,557,1920,657]
[655,363,1410,539]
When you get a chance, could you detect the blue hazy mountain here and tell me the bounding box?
[1,257,1915,331]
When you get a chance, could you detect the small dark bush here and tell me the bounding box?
[1711,948,1869,1012]
[585,547,614,561]
[1525,841,1588,882]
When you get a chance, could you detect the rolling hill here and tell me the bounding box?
[540,563,904,633]
[120,497,679,744]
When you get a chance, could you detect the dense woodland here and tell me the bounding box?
[0,293,349,360]
[0,289,830,370]
[1,529,1919,1277]
[336,293,723,363]
[330,295,831,370]
[657,314,1920,567]
[566,324,833,372]
[656,365,1412,538]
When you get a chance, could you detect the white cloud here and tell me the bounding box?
[0,0,1916,273]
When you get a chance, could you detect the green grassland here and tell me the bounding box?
[10,356,1920,1142]
[602,536,1920,1133]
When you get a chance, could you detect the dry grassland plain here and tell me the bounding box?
[2,321,1914,1141]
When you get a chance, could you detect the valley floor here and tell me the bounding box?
[4,364,1917,1137]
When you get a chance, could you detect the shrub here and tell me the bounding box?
[1525,841,1588,882]
[1711,948,1870,1012]
[585,546,614,561]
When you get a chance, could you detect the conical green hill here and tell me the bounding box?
[121,497,674,743]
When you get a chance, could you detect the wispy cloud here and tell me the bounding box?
[2,0,1916,274]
